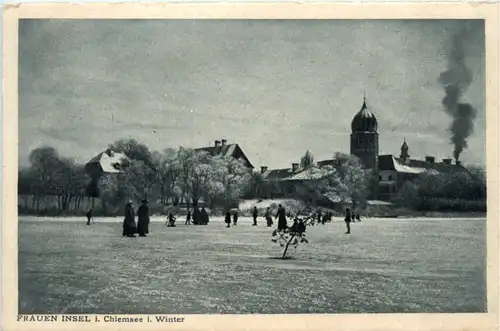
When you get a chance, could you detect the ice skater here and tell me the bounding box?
[252,206,258,226]
[344,208,352,234]
[86,208,94,225]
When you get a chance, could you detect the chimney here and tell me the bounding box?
[442,158,452,165]
[214,140,221,147]
[260,166,268,174]
[221,139,227,146]
[425,156,435,163]
[105,148,114,157]
[292,163,299,172]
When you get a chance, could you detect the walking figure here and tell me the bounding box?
[265,207,273,227]
[233,210,238,226]
[275,204,288,230]
[185,210,192,225]
[317,210,322,225]
[86,208,94,225]
[225,210,231,228]
[123,201,137,237]
[252,206,258,226]
[344,208,352,234]
[137,199,150,237]
[356,213,361,222]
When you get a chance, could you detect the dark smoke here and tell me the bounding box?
[438,29,478,161]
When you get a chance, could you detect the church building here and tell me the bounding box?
[260,96,467,203]
[348,96,467,201]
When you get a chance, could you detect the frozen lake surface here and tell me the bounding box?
[18,216,486,314]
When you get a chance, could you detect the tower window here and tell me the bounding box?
[379,175,382,181]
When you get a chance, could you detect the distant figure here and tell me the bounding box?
[265,207,273,227]
[275,204,288,230]
[185,210,192,225]
[356,213,361,222]
[252,206,258,226]
[137,200,150,237]
[86,208,94,225]
[317,210,322,225]
[193,208,200,225]
[225,210,231,228]
[233,210,239,226]
[123,201,137,237]
[166,212,176,227]
[201,207,209,225]
[321,213,328,225]
[297,219,306,235]
[344,208,352,234]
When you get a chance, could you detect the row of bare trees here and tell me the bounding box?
[18,147,91,213]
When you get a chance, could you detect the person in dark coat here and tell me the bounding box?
[356,213,361,222]
[225,210,231,228]
[193,208,200,225]
[252,206,258,226]
[86,208,94,225]
[200,207,209,225]
[322,213,328,225]
[233,210,239,226]
[185,210,192,225]
[166,212,176,227]
[275,204,288,230]
[123,201,137,237]
[137,200,150,237]
[317,210,322,225]
[297,219,306,235]
[265,207,273,227]
[344,208,352,234]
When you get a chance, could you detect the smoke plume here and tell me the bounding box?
[438,28,478,161]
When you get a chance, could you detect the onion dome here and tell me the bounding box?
[351,97,378,133]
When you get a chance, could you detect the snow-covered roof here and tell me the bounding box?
[86,150,129,174]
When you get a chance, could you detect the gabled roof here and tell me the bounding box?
[262,164,334,182]
[379,154,467,175]
[86,150,129,174]
[195,143,254,168]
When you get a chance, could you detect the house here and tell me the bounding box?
[84,149,130,201]
[377,147,467,201]
[85,148,129,181]
[195,139,254,169]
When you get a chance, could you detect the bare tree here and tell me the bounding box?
[300,150,315,169]
[271,207,316,259]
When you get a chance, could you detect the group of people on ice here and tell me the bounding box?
[97,198,362,237]
[223,206,285,228]
[167,207,210,227]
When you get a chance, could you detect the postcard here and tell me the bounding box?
[2,2,499,331]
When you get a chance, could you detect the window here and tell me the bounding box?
[388,175,392,181]
[379,175,382,181]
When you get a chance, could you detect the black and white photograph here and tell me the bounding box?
[3,3,499,330]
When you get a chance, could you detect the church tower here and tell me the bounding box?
[400,139,410,164]
[350,96,379,198]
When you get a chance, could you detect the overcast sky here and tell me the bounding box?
[19,19,485,169]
